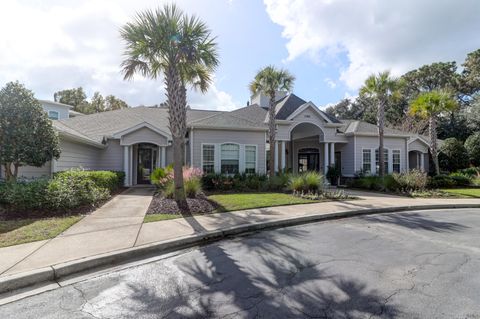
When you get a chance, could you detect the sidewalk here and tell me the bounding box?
[1,189,480,280]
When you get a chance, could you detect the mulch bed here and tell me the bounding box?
[147,192,218,215]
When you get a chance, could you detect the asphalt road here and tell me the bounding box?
[2,208,480,318]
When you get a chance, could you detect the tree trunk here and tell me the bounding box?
[429,115,440,175]
[378,99,385,177]
[165,65,187,206]
[268,93,276,178]
[3,163,16,182]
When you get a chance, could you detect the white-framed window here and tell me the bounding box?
[245,145,257,174]
[362,149,371,174]
[221,143,239,174]
[375,149,389,174]
[392,150,401,173]
[202,144,215,174]
[48,111,59,120]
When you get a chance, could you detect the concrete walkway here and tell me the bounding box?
[1,189,479,278]
[0,187,154,276]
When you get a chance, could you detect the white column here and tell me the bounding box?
[324,143,329,174]
[129,146,133,185]
[190,129,194,167]
[274,141,279,173]
[161,146,166,167]
[123,146,129,186]
[329,142,335,167]
[281,141,286,171]
[420,152,425,171]
[157,146,161,168]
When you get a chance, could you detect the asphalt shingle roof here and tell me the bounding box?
[56,107,220,143]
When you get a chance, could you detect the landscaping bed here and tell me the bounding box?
[146,192,218,216]
[0,169,126,247]
[145,167,353,223]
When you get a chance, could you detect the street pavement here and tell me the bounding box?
[1,208,480,318]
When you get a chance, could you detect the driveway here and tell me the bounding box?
[1,208,480,318]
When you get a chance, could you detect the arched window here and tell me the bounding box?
[221,143,239,174]
[48,110,59,120]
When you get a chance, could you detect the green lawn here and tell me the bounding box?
[209,192,317,212]
[144,193,319,223]
[143,213,181,223]
[440,188,480,198]
[0,216,83,248]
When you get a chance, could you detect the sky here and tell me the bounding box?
[0,0,479,111]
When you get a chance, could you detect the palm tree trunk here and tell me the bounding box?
[378,99,385,177]
[165,65,187,206]
[429,115,440,175]
[268,93,276,178]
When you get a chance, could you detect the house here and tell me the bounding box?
[2,92,431,185]
[39,100,83,120]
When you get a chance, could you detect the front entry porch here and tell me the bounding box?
[271,122,345,175]
[123,143,168,186]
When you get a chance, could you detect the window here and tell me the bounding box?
[48,111,59,120]
[245,145,256,174]
[392,150,401,173]
[221,143,239,174]
[362,149,371,174]
[202,144,215,174]
[375,149,389,174]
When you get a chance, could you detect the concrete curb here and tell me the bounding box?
[1,203,480,295]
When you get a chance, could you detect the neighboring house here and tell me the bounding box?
[39,100,83,120]
[3,92,431,185]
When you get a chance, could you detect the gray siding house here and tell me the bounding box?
[1,92,431,186]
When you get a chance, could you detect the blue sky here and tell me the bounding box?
[0,0,479,110]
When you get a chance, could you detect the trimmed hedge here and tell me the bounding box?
[428,173,472,188]
[202,173,287,192]
[0,169,125,213]
[54,170,124,193]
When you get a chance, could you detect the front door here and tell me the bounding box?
[298,148,319,172]
[137,147,153,184]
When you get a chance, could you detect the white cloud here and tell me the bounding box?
[324,77,337,89]
[0,0,238,111]
[264,0,480,90]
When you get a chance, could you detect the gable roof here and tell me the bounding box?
[273,93,341,123]
[56,107,219,143]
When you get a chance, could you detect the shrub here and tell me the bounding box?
[428,175,456,188]
[288,172,324,193]
[392,169,428,192]
[0,169,121,213]
[55,169,124,193]
[161,166,203,198]
[350,175,399,192]
[47,172,109,210]
[0,179,49,211]
[438,138,469,172]
[448,172,472,187]
[465,132,480,166]
[150,165,173,189]
[459,167,480,177]
[163,181,175,199]
[326,165,341,185]
[185,178,202,198]
[269,173,290,191]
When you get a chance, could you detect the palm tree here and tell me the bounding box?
[409,90,457,175]
[360,71,397,177]
[120,5,219,205]
[249,66,295,177]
